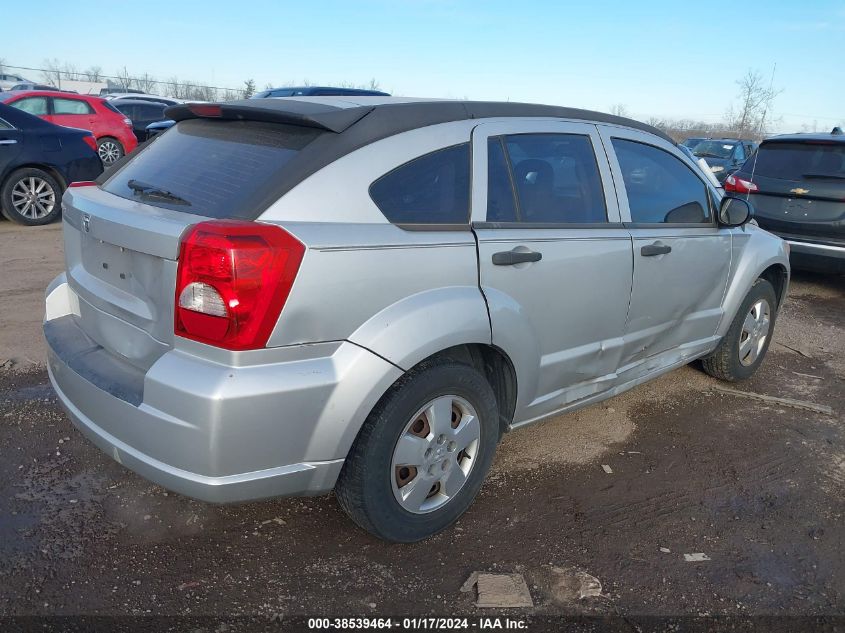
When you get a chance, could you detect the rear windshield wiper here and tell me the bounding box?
[802,173,845,180]
[127,179,191,206]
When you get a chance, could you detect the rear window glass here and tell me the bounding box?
[750,142,845,181]
[102,119,323,218]
[369,143,470,224]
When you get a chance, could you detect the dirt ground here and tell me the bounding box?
[0,221,843,625]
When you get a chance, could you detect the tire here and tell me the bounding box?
[335,361,499,543]
[97,137,124,166]
[702,278,778,382]
[0,168,63,226]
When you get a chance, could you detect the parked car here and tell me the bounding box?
[726,127,845,272]
[7,82,59,92]
[104,93,182,105]
[44,98,789,542]
[693,138,757,181]
[250,85,390,99]
[111,98,170,142]
[2,91,138,166]
[144,119,175,140]
[0,103,102,225]
[681,136,709,150]
[0,73,34,91]
[99,87,146,97]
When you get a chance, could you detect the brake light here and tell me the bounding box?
[123,117,133,127]
[69,181,98,187]
[724,173,758,194]
[175,221,305,350]
[81,135,98,152]
[187,104,222,117]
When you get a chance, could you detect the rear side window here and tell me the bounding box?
[103,119,323,218]
[369,143,470,224]
[750,142,845,180]
[488,133,607,223]
[612,138,711,224]
[10,97,47,116]
[53,98,94,115]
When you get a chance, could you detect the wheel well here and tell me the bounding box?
[3,164,67,191]
[421,344,517,438]
[759,264,789,308]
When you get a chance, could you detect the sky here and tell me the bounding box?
[3,0,842,133]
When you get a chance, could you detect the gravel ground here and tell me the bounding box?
[0,221,843,627]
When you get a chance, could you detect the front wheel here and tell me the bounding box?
[335,361,499,542]
[97,137,124,166]
[702,278,777,381]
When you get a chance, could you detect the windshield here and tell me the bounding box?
[751,141,845,181]
[682,138,704,149]
[693,141,736,159]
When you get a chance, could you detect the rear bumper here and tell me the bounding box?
[45,276,402,503]
[786,240,845,272]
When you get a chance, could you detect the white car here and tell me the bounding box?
[0,73,33,91]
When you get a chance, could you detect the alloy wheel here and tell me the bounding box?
[11,176,56,220]
[98,140,121,164]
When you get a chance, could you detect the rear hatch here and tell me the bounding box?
[62,115,329,370]
[741,139,845,243]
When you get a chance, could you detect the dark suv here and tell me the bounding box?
[726,128,845,272]
[693,138,757,182]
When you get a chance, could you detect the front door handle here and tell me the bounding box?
[0,139,17,145]
[492,248,542,266]
[641,242,672,257]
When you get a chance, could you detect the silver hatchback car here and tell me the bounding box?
[44,97,789,542]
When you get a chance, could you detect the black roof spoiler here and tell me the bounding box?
[165,99,375,133]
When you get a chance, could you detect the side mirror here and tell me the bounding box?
[719,195,753,227]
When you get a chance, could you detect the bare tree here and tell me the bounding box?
[609,103,629,117]
[726,69,781,139]
[41,58,64,86]
[114,66,135,90]
[136,73,158,94]
[83,66,103,82]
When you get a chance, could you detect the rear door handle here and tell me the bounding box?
[492,249,542,266]
[641,242,671,257]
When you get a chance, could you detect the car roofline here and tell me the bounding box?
[165,97,675,142]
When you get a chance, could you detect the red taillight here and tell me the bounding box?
[81,135,98,152]
[69,180,98,187]
[175,221,305,350]
[724,173,758,194]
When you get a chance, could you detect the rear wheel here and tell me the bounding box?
[97,137,124,166]
[702,278,777,381]
[335,361,499,542]
[0,168,62,226]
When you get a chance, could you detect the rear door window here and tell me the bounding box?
[612,138,711,224]
[751,142,845,180]
[369,143,470,224]
[10,97,47,116]
[102,118,324,218]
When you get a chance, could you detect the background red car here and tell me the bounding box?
[1,90,138,166]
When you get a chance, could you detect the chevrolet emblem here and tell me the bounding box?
[789,188,809,195]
